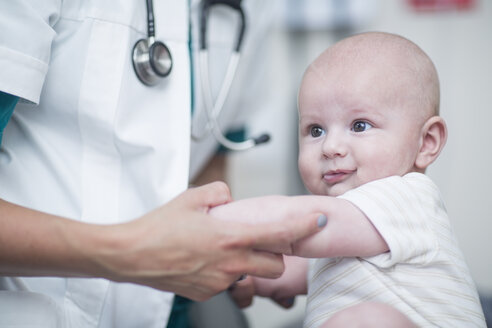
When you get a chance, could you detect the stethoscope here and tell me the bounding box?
[132,0,270,151]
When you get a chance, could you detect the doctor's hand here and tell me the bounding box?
[96,182,325,301]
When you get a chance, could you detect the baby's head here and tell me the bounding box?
[297,32,447,196]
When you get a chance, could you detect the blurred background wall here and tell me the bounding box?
[225,0,492,327]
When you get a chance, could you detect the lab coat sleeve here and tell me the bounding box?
[0,0,61,104]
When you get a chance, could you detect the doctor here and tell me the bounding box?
[0,1,325,327]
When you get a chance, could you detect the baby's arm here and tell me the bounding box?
[210,195,388,258]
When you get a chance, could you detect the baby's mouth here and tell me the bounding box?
[322,170,354,184]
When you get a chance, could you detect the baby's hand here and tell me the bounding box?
[228,276,256,308]
[228,255,308,309]
[228,276,296,309]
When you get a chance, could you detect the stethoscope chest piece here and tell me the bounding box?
[133,37,173,86]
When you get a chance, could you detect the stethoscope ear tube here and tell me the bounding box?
[200,0,246,52]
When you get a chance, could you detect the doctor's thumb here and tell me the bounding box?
[188,181,232,209]
[286,213,328,254]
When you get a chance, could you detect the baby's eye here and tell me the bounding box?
[310,126,325,138]
[352,121,372,132]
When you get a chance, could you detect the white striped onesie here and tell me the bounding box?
[304,173,486,328]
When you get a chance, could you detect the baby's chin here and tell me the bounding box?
[325,189,348,197]
[308,184,353,197]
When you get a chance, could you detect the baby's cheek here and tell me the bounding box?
[299,168,319,194]
[298,158,313,183]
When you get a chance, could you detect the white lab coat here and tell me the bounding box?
[0,0,190,327]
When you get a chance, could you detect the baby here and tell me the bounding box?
[211,32,486,327]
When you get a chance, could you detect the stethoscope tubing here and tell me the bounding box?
[192,0,269,150]
[192,51,239,137]
[146,0,156,38]
[194,50,260,150]
[134,0,269,150]
[200,0,246,52]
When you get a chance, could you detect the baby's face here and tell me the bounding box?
[298,61,426,197]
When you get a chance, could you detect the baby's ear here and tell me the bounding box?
[415,116,447,170]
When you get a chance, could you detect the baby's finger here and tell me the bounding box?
[228,276,255,308]
[275,297,296,309]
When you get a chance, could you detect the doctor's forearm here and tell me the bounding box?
[0,198,119,278]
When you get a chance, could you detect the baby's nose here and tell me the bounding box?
[321,132,348,159]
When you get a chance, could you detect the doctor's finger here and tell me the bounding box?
[185,181,232,210]
[248,213,327,255]
[241,251,285,279]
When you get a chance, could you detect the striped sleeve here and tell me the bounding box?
[338,174,439,268]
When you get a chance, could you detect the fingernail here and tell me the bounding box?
[317,214,327,227]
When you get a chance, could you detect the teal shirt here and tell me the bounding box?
[0,91,18,145]
[167,295,193,328]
